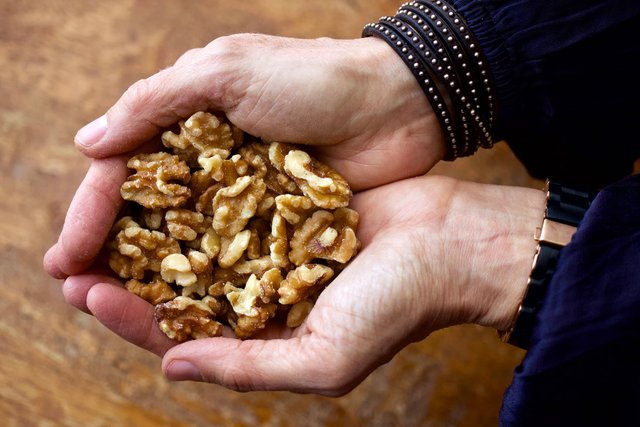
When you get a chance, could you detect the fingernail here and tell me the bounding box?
[75,115,107,147]
[166,360,202,382]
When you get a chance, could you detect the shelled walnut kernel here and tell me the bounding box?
[107,112,359,341]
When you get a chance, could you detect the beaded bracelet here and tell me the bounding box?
[398,4,491,151]
[390,13,475,155]
[409,0,495,144]
[406,0,496,129]
[362,21,461,157]
[362,0,497,159]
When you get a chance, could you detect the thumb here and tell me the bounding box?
[161,334,357,396]
[75,63,235,158]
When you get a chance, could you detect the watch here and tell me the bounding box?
[500,180,597,349]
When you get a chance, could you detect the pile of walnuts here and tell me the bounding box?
[106,112,359,340]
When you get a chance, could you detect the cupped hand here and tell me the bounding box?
[45,34,445,279]
[74,35,445,191]
[57,176,544,395]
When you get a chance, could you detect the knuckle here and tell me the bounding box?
[209,363,257,392]
[206,33,272,56]
[174,48,202,66]
[207,34,247,53]
[118,77,157,116]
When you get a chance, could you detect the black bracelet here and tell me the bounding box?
[399,3,493,150]
[362,0,497,159]
[390,13,475,155]
[363,22,461,157]
[407,0,496,130]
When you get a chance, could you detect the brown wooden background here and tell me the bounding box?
[0,1,540,425]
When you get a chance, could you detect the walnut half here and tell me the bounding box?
[155,296,224,342]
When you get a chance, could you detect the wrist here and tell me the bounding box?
[355,36,446,167]
[444,181,546,331]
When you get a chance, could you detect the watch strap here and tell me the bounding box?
[501,180,597,349]
[546,181,596,226]
[507,245,561,349]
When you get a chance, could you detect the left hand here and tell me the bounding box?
[59,176,544,395]
[44,34,446,280]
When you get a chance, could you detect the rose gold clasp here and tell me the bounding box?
[535,218,576,247]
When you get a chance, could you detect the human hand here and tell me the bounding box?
[56,176,544,395]
[72,35,445,191]
[45,34,445,279]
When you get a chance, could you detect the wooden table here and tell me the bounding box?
[0,1,538,425]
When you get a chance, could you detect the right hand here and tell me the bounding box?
[56,176,543,395]
[73,34,446,191]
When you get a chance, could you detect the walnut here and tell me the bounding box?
[232,256,275,276]
[278,264,334,305]
[213,268,249,289]
[108,219,180,280]
[200,153,250,187]
[225,269,282,338]
[121,153,191,209]
[141,209,164,230]
[200,227,221,259]
[212,176,266,237]
[256,194,276,219]
[190,169,216,195]
[162,112,235,166]
[165,209,211,241]
[268,141,293,172]
[207,281,226,297]
[283,150,351,209]
[218,229,252,269]
[160,253,197,287]
[125,275,177,305]
[195,183,223,215]
[246,228,262,260]
[181,250,213,298]
[225,270,280,317]
[108,111,360,341]
[155,296,223,342]
[289,209,358,266]
[201,295,229,316]
[286,299,314,328]
[248,218,272,256]
[239,144,268,178]
[275,194,315,225]
[241,143,300,194]
[107,216,140,241]
[269,212,291,269]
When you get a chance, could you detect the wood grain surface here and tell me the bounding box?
[0,1,540,425]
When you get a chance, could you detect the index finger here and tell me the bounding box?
[44,156,129,278]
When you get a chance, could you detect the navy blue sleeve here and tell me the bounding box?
[451,0,640,189]
[499,174,640,426]
[437,2,640,424]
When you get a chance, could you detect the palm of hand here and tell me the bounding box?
[46,32,458,394]
[59,177,458,394]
